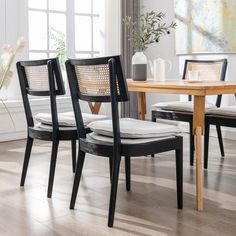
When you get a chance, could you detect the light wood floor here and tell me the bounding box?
[0,134,236,236]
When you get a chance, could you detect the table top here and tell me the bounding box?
[127,79,236,96]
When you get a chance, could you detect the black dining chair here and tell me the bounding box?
[17,58,79,197]
[204,104,236,169]
[151,59,228,166]
[66,55,183,227]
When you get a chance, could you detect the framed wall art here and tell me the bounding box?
[175,0,236,54]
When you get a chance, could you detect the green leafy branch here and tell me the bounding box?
[123,11,177,51]
[49,27,65,70]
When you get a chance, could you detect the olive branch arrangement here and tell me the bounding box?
[123,11,177,51]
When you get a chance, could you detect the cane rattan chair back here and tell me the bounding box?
[19,58,64,95]
[183,60,227,82]
[75,63,111,97]
[183,59,227,106]
[67,56,128,103]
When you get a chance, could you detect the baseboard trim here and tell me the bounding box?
[0,131,26,142]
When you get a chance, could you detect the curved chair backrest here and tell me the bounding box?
[66,56,128,102]
[182,59,228,106]
[16,58,64,131]
[17,58,65,96]
[66,56,129,140]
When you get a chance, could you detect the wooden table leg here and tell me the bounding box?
[138,92,146,120]
[195,126,203,210]
[193,96,205,211]
[88,102,101,114]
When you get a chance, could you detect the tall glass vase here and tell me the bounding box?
[132,52,147,81]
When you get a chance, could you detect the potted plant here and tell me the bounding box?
[123,11,176,81]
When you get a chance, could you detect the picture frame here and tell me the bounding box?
[175,0,236,54]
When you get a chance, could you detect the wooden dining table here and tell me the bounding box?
[127,79,236,211]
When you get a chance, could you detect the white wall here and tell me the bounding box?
[140,0,236,139]
[105,0,121,56]
[0,0,6,46]
[1,0,28,100]
[140,0,180,119]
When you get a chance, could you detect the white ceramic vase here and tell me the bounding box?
[132,52,147,81]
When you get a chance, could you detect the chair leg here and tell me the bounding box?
[70,150,86,209]
[189,123,194,166]
[125,156,131,191]
[71,140,76,173]
[204,123,210,169]
[151,115,156,157]
[108,154,121,227]
[47,140,59,198]
[151,115,156,122]
[109,157,112,184]
[20,137,34,186]
[175,146,183,209]
[216,125,225,157]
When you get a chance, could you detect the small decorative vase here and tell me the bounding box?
[132,52,147,81]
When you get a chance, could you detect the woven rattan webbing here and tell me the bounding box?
[75,64,117,96]
[184,62,223,81]
[24,65,50,91]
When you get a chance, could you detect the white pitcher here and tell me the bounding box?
[149,57,172,81]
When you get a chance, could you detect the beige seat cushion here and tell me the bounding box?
[35,112,108,127]
[88,132,176,144]
[152,101,216,112]
[34,123,77,131]
[206,106,236,117]
[87,118,180,139]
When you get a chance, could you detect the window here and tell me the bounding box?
[0,0,120,101]
[28,0,66,60]
[28,0,105,61]
[74,0,105,58]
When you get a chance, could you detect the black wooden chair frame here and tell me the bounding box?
[17,58,78,198]
[204,114,236,169]
[152,59,227,166]
[66,56,183,227]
